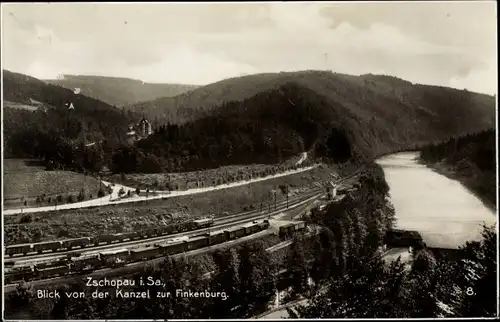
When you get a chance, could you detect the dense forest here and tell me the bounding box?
[420,129,496,208]
[5,164,497,319]
[119,78,494,173]
[127,70,495,130]
[3,70,136,173]
[4,70,495,175]
[46,75,198,107]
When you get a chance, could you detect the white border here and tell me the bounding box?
[1,1,498,321]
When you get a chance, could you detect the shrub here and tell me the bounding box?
[19,215,32,224]
[67,194,75,203]
[97,189,105,198]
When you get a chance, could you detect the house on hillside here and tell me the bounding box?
[138,117,152,137]
[126,117,153,144]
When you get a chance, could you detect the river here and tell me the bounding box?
[258,151,497,319]
[376,151,496,249]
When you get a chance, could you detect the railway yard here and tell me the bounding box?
[4,168,363,293]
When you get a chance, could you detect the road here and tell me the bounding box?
[3,164,319,215]
[296,152,308,166]
[5,192,322,265]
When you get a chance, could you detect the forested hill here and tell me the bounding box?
[122,79,495,173]
[3,70,135,172]
[420,129,497,208]
[46,75,199,107]
[126,70,495,127]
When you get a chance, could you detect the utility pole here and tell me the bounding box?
[274,189,277,210]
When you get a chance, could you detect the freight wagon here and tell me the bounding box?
[129,246,162,262]
[92,234,121,245]
[6,244,33,257]
[37,265,70,279]
[35,258,69,270]
[185,236,209,251]
[279,221,307,237]
[100,248,130,267]
[63,237,91,250]
[156,240,187,255]
[207,230,226,245]
[193,218,214,229]
[70,254,102,272]
[34,241,63,254]
[224,226,246,240]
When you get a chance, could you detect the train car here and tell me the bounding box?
[9,264,35,275]
[92,234,120,246]
[243,222,261,235]
[35,258,69,270]
[70,254,102,272]
[129,246,162,262]
[6,244,33,257]
[5,269,34,284]
[63,237,91,250]
[100,248,130,267]
[207,230,226,245]
[193,218,214,229]
[279,221,307,237]
[160,240,187,255]
[185,236,209,251]
[34,241,64,254]
[37,265,70,279]
[224,226,246,240]
[115,231,138,242]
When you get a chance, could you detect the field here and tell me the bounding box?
[105,162,307,191]
[3,159,104,209]
[4,164,337,245]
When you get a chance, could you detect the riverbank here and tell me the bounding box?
[377,152,496,249]
[419,160,496,212]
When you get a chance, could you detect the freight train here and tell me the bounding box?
[5,220,274,284]
[5,217,215,257]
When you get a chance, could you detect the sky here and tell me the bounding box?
[2,2,497,95]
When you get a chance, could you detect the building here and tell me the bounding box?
[138,117,152,137]
[326,182,338,200]
[126,117,153,144]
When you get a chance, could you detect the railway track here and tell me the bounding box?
[4,229,276,293]
[5,167,364,265]
[4,168,365,291]
[5,191,323,265]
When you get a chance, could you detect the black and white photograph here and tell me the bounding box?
[1,1,498,320]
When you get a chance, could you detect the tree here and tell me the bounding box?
[237,241,276,317]
[209,249,242,318]
[286,236,310,297]
[452,225,497,317]
[77,188,85,202]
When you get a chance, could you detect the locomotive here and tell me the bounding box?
[6,217,215,257]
